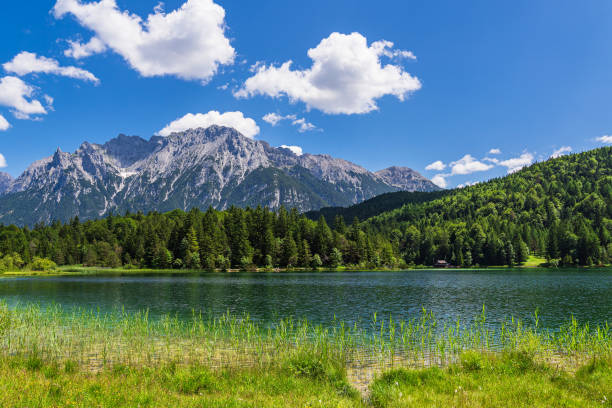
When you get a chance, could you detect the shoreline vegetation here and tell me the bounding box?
[2,256,611,278]
[0,303,610,406]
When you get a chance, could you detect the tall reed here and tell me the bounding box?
[0,301,609,373]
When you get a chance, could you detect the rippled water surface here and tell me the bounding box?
[1,269,610,329]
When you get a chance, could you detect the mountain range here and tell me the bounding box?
[0,126,439,226]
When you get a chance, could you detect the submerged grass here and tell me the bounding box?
[0,302,610,406]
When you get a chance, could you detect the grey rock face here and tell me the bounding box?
[0,172,13,195]
[375,166,441,192]
[0,126,439,225]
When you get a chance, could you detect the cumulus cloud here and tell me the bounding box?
[53,0,235,82]
[64,37,107,59]
[236,32,421,114]
[0,76,47,119]
[425,160,446,171]
[449,154,494,175]
[596,135,612,144]
[262,113,317,132]
[551,146,572,159]
[457,181,478,188]
[370,40,417,60]
[431,174,447,188]
[280,145,303,156]
[426,155,493,189]
[0,115,10,131]
[0,154,6,168]
[291,117,316,132]
[262,113,288,126]
[488,148,501,155]
[3,52,99,83]
[158,111,260,138]
[499,153,534,173]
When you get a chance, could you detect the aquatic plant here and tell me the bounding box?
[0,301,609,374]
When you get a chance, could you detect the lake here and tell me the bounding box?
[1,269,610,330]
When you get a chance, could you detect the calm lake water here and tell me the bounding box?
[1,269,610,330]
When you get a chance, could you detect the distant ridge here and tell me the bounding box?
[0,126,440,226]
[375,166,441,192]
[305,189,450,224]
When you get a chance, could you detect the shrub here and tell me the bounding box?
[168,368,217,394]
[311,254,323,268]
[30,257,57,271]
[460,351,485,372]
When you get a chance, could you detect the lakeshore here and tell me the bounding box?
[0,303,610,407]
[3,254,609,278]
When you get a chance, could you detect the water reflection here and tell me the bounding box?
[0,269,610,329]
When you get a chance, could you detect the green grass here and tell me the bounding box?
[369,352,612,407]
[1,265,404,277]
[0,303,610,406]
[3,262,604,278]
[0,356,362,407]
[0,352,610,407]
[522,256,548,268]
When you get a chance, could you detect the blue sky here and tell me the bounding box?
[1,0,611,188]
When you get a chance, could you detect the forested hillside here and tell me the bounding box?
[305,190,450,223]
[366,147,612,267]
[0,147,609,271]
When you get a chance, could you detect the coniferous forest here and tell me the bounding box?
[0,147,610,271]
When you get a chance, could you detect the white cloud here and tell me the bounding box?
[262,113,317,132]
[596,135,612,144]
[431,174,447,188]
[449,154,494,175]
[3,52,99,83]
[64,37,107,59]
[158,111,260,138]
[291,117,316,132]
[0,115,10,131]
[488,148,501,155]
[483,157,499,164]
[53,0,235,83]
[425,160,446,171]
[499,152,534,173]
[372,40,417,60]
[551,146,571,159]
[0,154,6,168]
[43,95,54,107]
[0,76,47,119]
[280,145,303,156]
[457,181,478,188]
[262,113,290,126]
[236,32,421,114]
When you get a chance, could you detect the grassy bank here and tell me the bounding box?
[369,352,612,407]
[3,261,609,277]
[2,352,610,407]
[0,303,610,406]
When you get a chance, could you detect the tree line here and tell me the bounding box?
[0,206,401,271]
[0,147,609,271]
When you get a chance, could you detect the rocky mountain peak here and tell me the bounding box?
[102,134,159,168]
[0,126,440,225]
[0,172,13,195]
[375,166,441,191]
